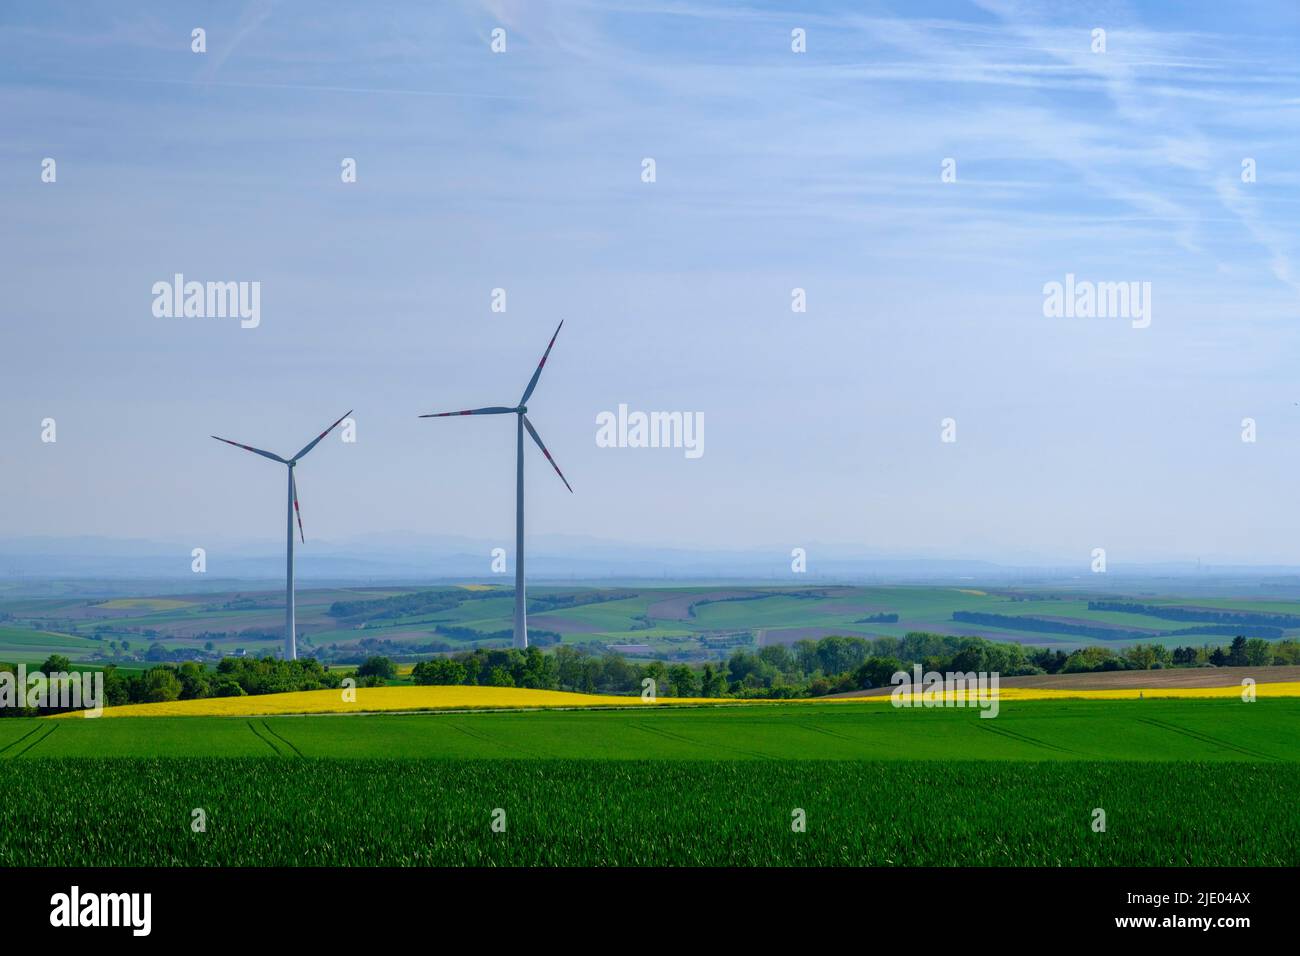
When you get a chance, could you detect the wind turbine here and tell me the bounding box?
[211,410,352,660]
[421,321,572,649]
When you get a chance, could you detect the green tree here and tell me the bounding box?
[1228,636,1248,667]
[699,663,723,697]
[852,656,904,691]
[1062,646,1117,673]
[212,676,247,697]
[600,653,637,693]
[757,644,796,676]
[792,639,820,676]
[816,636,867,676]
[725,651,761,687]
[1124,644,1158,670]
[667,664,700,698]
[1244,638,1273,666]
[40,654,72,674]
[1272,639,1300,665]
[554,645,586,690]
[576,657,601,694]
[642,660,669,695]
[142,667,182,703]
[176,661,211,699]
[101,665,132,707]
[356,656,397,680]
[412,658,468,685]
[520,646,559,689]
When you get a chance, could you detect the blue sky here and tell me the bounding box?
[2,0,1299,566]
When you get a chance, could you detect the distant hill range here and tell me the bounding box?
[4,534,1300,597]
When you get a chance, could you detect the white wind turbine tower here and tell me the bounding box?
[211,410,352,660]
[421,321,572,649]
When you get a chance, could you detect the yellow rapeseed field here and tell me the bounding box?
[59,685,722,718]
[49,680,1300,718]
[93,598,194,611]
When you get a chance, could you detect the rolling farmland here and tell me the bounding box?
[4,584,1297,867]
[7,583,1300,665]
[1,698,1297,866]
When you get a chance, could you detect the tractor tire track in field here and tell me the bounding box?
[1136,717,1275,760]
[449,721,540,757]
[978,720,1081,756]
[631,720,774,759]
[9,724,57,758]
[795,721,859,743]
[0,724,47,757]
[260,721,303,757]
[247,720,285,756]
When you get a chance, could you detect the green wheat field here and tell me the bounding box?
[2,699,1296,866]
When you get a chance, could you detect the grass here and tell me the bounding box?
[20,699,1300,760]
[5,699,1296,866]
[0,625,100,664]
[0,625,97,649]
[0,758,1293,866]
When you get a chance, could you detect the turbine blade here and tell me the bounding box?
[418,406,515,418]
[523,415,573,493]
[291,471,304,543]
[292,409,352,462]
[211,435,287,464]
[519,320,563,405]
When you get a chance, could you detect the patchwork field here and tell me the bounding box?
[1,698,1296,866]
[6,583,1300,664]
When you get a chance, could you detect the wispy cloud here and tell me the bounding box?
[1,0,1298,561]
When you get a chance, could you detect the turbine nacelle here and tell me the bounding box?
[419,322,571,495]
[211,408,352,543]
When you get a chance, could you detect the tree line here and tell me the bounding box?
[0,655,347,715]
[6,631,1297,715]
[409,632,1300,698]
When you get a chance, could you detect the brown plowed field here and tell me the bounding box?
[829,665,1300,697]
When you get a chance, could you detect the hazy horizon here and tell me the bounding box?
[8,531,1300,589]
